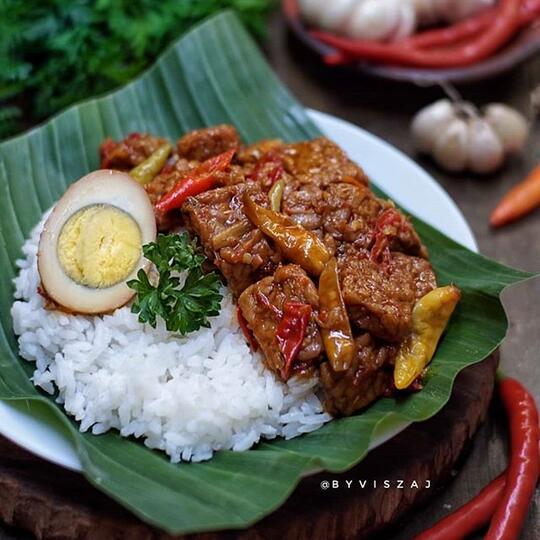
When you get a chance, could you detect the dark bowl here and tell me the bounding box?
[282,0,540,85]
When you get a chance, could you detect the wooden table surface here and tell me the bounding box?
[1,11,539,539]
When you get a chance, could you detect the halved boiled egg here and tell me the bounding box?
[38,170,157,314]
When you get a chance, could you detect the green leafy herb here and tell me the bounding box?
[0,0,277,139]
[127,233,223,334]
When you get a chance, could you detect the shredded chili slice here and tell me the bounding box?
[248,153,284,187]
[237,306,258,352]
[276,302,312,380]
[370,208,403,265]
[155,148,235,212]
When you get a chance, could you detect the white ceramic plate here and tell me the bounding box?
[0,110,478,473]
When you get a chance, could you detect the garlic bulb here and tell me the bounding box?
[484,104,530,154]
[466,118,505,174]
[414,0,496,26]
[299,0,357,34]
[411,99,456,154]
[298,0,417,42]
[411,99,529,174]
[431,117,469,173]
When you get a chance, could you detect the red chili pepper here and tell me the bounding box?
[404,0,540,50]
[370,208,403,265]
[485,378,539,540]
[415,377,539,540]
[99,138,117,169]
[237,306,258,352]
[406,8,498,49]
[414,473,507,540]
[155,148,235,212]
[313,0,522,68]
[257,291,284,319]
[248,153,284,187]
[276,301,312,380]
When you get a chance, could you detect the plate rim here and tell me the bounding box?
[0,108,478,473]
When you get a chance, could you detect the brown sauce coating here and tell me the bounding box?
[94,126,441,416]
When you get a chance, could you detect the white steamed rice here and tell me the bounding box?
[11,215,332,462]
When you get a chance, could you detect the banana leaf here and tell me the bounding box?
[0,11,533,534]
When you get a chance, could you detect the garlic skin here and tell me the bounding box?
[392,1,418,40]
[411,99,455,154]
[411,100,529,175]
[432,118,470,173]
[345,0,400,41]
[299,0,357,33]
[299,0,417,42]
[484,104,529,154]
[466,118,505,174]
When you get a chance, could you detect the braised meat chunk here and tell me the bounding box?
[100,133,167,170]
[280,138,368,187]
[236,140,284,165]
[319,182,386,253]
[182,183,281,296]
[321,334,397,416]
[238,265,323,379]
[101,126,455,419]
[176,124,240,162]
[338,247,436,342]
[279,138,369,234]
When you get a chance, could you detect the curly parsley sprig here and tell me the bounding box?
[127,233,222,335]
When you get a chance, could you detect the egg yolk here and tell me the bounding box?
[57,205,142,288]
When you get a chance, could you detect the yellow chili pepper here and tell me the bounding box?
[319,258,355,372]
[212,221,252,250]
[268,178,285,212]
[242,192,330,276]
[394,285,461,390]
[130,143,172,185]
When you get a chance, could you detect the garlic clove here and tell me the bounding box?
[466,118,505,174]
[390,0,417,41]
[411,99,456,154]
[345,0,401,41]
[316,0,358,33]
[484,103,529,155]
[432,117,469,173]
[298,0,327,26]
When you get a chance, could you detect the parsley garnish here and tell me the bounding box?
[127,233,223,335]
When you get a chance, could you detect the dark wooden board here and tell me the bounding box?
[0,355,496,540]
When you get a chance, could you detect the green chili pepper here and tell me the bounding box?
[268,178,285,212]
[130,143,172,185]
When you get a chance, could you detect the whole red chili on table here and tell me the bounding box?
[155,148,236,212]
[415,377,539,540]
[276,301,312,380]
[485,378,539,540]
[414,473,507,540]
